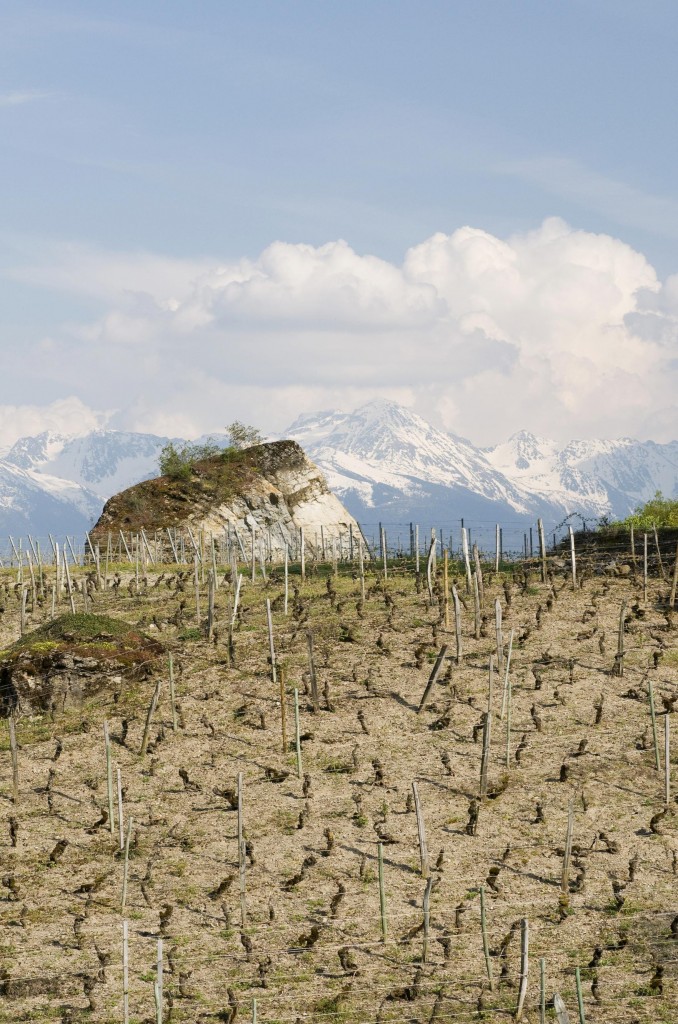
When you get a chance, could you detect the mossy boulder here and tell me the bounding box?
[0,613,164,718]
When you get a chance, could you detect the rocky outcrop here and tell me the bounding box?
[0,614,163,718]
[91,440,365,559]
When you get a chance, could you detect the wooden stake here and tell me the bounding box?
[539,957,546,1024]
[121,815,133,913]
[417,645,449,713]
[122,920,129,1024]
[575,966,586,1024]
[412,781,429,879]
[378,842,387,941]
[443,550,450,629]
[117,767,124,851]
[480,886,494,990]
[452,585,463,664]
[515,918,529,1020]
[665,713,671,807]
[643,533,648,604]
[649,681,661,771]
[104,720,115,833]
[237,771,246,928]
[168,653,177,732]
[569,526,577,590]
[472,542,484,605]
[8,716,19,804]
[300,526,305,581]
[669,540,678,609]
[279,666,288,754]
[653,525,667,581]
[140,677,162,756]
[461,527,472,593]
[293,688,303,779]
[284,545,289,616]
[266,598,277,687]
[500,629,514,721]
[537,518,546,583]
[306,630,319,713]
[422,876,433,964]
[495,598,504,673]
[561,802,574,893]
[425,536,436,604]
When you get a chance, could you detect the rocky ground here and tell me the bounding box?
[0,544,676,1023]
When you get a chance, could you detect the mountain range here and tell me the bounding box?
[0,400,676,547]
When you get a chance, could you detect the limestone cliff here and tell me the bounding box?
[90,440,364,558]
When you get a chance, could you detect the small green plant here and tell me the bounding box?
[158,439,221,480]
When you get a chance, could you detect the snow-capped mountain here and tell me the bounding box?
[0,400,676,545]
[285,401,678,531]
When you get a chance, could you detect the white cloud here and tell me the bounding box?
[0,398,109,451]
[4,219,677,445]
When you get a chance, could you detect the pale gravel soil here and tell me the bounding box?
[0,555,676,1023]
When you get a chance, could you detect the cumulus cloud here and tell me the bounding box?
[0,398,109,451]
[3,218,677,444]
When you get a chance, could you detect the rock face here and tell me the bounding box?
[91,440,364,558]
[0,614,164,719]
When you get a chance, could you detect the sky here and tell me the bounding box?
[1,0,677,447]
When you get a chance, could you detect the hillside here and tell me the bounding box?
[0,537,676,1022]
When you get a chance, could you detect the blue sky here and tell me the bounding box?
[1,1,677,445]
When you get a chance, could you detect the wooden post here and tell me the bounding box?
[649,681,661,771]
[294,688,303,779]
[539,957,546,1024]
[653,525,667,581]
[615,601,626,676]
[480,676,492,801]
[194,555,200,625]
[452,586,463,664]
[117,767,124,852]
[140,677,163,756]
[237,771,246,928]
[8,716,19,804]
[378,842,387,941]
[569,526,576,590]
[422,876,433,964]
[168,653,177,733]
[266,599,277,685]
[417,645,449,713]
[561,802,574,893]
[251,523,256,582]
[284,545,289,616]
[480,886,494,990]
[121,815,133,913]
[358,538,365,602]
[104,720,115,833]
[443,551,450,629]
[515,918,529,1020]
[381,526,388,581]
[426,536,436,604]
[500,630,514,721]
[495,523,500,574]
[538,518,546,583]
[279,666,288,754]
[306,630,319,712]
[669,540,678,609]
[461,527,472,593]
[300,526,305,581]
[155,938,163,1024]
[412,781,429,879]
[665,713,671,807]
[122,920,129,1024]
[472,542,484,605]
[575,966,586,1024]
[415,524,420,574]
[207,570,215,640]
[472,572,481,640]
[643,533,648,603]
[505,647,512,769]
[495,598,504,673]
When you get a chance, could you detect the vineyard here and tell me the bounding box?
[0,530,677,1023]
